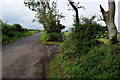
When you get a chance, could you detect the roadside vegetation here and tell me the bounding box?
[1,20,40,45]
[40,31,70,45]
[24,1,65,45]
[24,0,120,79]
[40,31,62,45]
[46,16,120,78]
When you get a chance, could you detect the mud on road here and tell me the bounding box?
[2,32,60,79]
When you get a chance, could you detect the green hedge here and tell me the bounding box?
[2,21,39,44]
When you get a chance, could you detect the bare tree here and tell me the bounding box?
[68,0,84,24]
[100,0,118,45]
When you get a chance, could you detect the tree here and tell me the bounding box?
[100,0,118,45]
[24,0,65,33]
[68,0,85,24]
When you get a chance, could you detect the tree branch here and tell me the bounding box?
[100,5,105,16]
[68,1,79,23]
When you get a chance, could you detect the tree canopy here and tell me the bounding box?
[24,0,65,33]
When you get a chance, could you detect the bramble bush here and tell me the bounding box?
[47,32,63,42]
[61,16,108,57]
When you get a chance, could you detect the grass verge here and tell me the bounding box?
[45,54,66,78]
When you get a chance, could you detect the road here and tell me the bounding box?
[2,32,59,79]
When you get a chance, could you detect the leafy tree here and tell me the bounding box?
[24,0,65,33]
[13,24,23,32]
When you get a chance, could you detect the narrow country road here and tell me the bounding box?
[2,32,59,79]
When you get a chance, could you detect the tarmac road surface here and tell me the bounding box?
[2,32,59,79]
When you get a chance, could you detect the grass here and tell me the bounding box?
[45,31,71,78]
[45,55,66,78]
[118,33,120,40]
[46,45,120,78]
[64,31,70,40]
[98,33,120,45]
[40,31,61,45]
[98,38,109,44]
[2,31,39,45]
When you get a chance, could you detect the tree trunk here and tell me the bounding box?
[68,0,79,24]
[100,0,117,45]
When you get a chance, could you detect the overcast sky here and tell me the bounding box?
[1,0,120,32]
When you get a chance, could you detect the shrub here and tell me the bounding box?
[2,35,9,43]
[61,16,107,57]
[47,32,63,42]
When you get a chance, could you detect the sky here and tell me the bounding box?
[1,0,42,30]
[1,0,120,32]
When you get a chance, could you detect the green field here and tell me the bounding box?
[64,31,70,40]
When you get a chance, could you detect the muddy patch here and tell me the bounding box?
[33,44,60,78]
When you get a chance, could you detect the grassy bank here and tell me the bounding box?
[42,22,120,78]
[46,43,120,78]
[45,21,120,78]
[47,44,120,78]
[45,54,66,78]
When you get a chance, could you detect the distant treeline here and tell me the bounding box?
[1,20,40,44]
